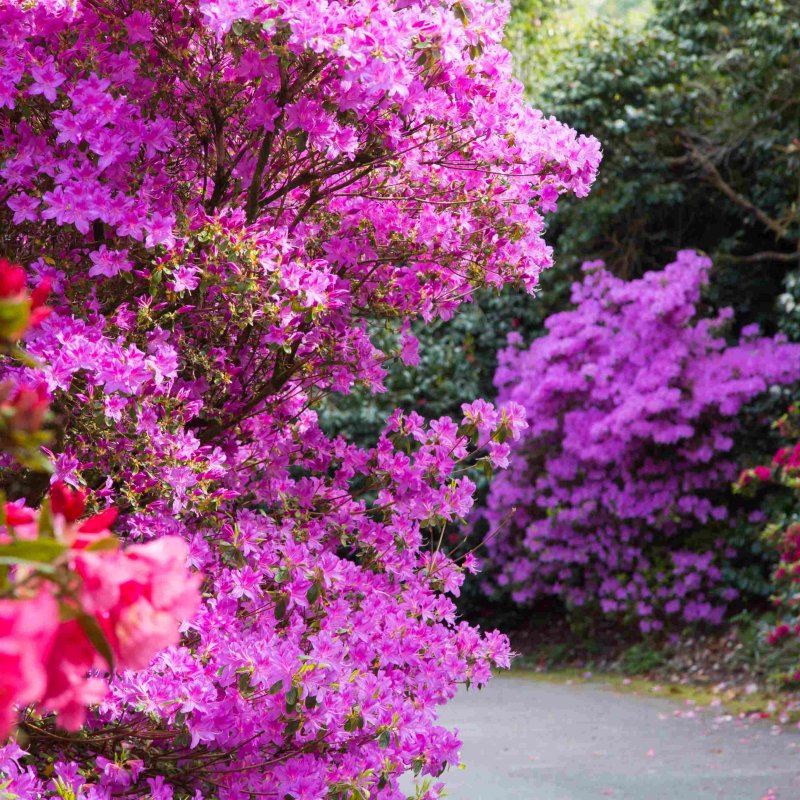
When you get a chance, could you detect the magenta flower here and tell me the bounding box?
[28,58,65,103]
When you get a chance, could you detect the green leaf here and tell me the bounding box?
[84,537,120,552]
[275,595,288,620]
[0,538,66,566]
[0,299,30,340]
[76,612,115,670]
[16,450,55,473]
[452,2,470,24]
[37,499,54,538]
[292,131,308,153]
[8,345,40,369]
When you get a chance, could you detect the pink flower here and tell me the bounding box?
[461,399,498,434]
[753,465,772,482]
[171,265,200,293]
[39,619,108,730]
[400,322,419,366]
[88,246,133,279]
[6,193,39,225]
[28,58,66,103]
[125,10,153,44]
[74,537,202,671]
[488,441,510,469]
[144,212,176,249]
[0,592,59,736]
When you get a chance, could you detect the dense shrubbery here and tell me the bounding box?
[481,252,800,632]
[520,0,800,310]
[0,0,601,797]
[319,287,550,446]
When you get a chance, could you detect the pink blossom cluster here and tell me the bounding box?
[0,483,201,735]
[0,0,599,798]
[483,251,800,631]
[736,405,800,677]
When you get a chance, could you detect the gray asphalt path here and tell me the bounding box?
[411,674,800,800]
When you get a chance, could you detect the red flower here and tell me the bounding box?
[0,259,27,300]
[74,536,202,671]
[78,507,118,534]
[0,591,59,736]
[30,276,51,310]
[50,481,86,523]
[2,382,50,432]
[767,623,791,646]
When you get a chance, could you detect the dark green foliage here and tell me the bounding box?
[525,0,800,328]
[320,280,557,444]
[620,643,668,675]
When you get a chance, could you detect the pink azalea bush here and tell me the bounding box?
[0,0,600,797]
[483,251,800,632]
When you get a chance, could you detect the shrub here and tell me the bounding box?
[513,0,800,325]
[0,1,599,797]
[335,0,800,460]
[482,251,800,632]
[737,405,800,685]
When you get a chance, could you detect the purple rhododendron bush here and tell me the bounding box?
[0,0,601,798]
[483,251,800,633]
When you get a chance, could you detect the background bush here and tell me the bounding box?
[480,252,800,630]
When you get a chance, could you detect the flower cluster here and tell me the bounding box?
[482,251,800,631]
[0,482,201,735]
[0,1,599,798]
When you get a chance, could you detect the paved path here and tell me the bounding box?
[410,674,800,800]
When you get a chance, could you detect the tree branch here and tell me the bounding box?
[685,141,792,242]
[717,250,800,264]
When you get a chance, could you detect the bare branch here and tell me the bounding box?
[717,250,800,264]
[685,141,792,242]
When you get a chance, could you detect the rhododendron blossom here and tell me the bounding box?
[0,0,600,798]
[483,252,800,631]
